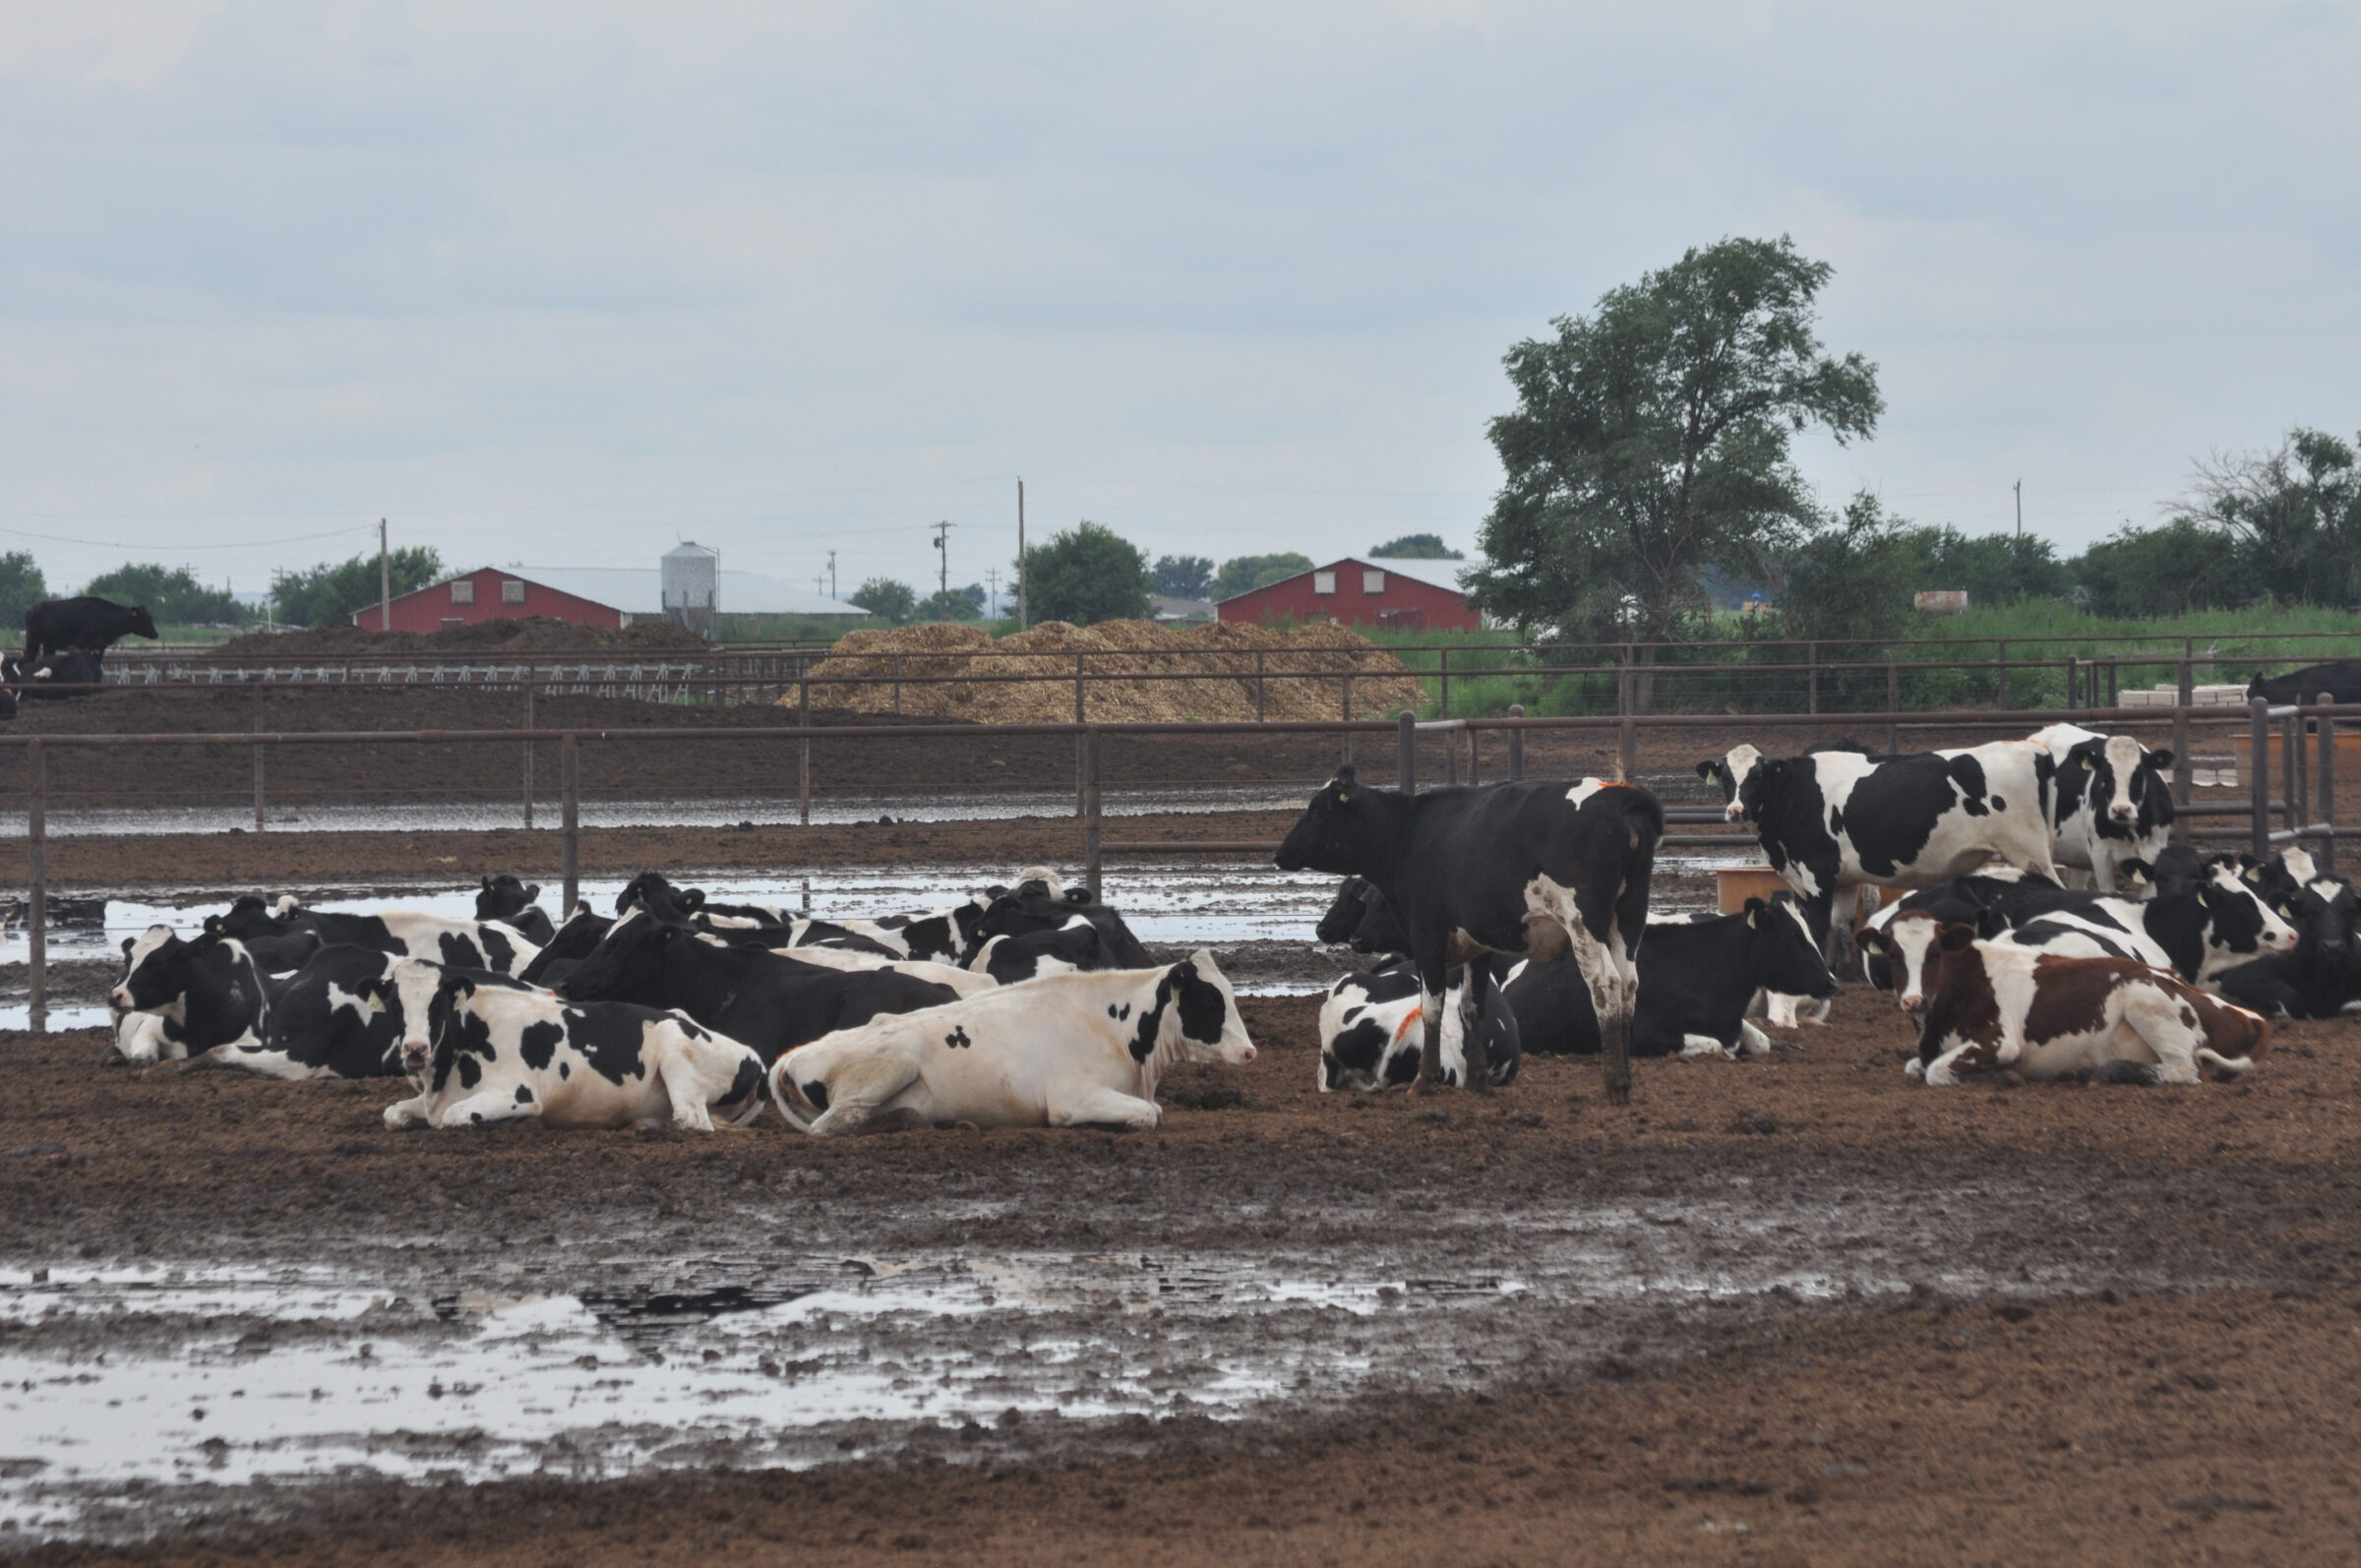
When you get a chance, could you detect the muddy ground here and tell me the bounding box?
[4,982,2359,1565]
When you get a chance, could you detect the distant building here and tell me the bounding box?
[1216,557,1479,633]
[351,568,625,633]
[513,566,865,621]
[1152,595,1217,624]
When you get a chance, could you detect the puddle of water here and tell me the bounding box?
[0,1006,113,1032]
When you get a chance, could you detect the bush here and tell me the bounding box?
[1018,521,1152,626]
[83,563,250,626]
[0,552,47,632]
[272,549,445,627]
[849,578,918,626]
[1211,553,1313,600]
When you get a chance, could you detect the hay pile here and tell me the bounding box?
[789,620,1429,723]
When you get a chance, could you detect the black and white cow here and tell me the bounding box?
[1317,959,1520,1091]
[2216,851,2361,1019]
[1277,770,1663,1091]
[557,906,961,1064]
[1858,859,2297,1015]
[842,895,995,964]
[382,960,766,1131]
[964,882,1154,969]
[22,596,156,667]
[1698,740,2061,950]
[759,939,998,996]
[219,897,541,976]
[2028,723,2174,892]
[517,901,614,985]
[771,952,1256,1135]
[13,648,106,699]
[202,902,322,974]
[108,927,270,1063]
[615,873,903,956]
[1497,895,1836,1059]
[474,875,557,944]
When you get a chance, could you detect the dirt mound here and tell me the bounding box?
[214,618,710,657]
[792,619,1428,723]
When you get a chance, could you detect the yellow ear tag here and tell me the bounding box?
[367,995,387,1015]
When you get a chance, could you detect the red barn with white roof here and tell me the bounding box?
[1216,558,1479,633]
[351,568,625,633]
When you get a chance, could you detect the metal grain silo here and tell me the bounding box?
[662,541,719,635]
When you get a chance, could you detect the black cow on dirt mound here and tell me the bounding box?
[1277,769,1663,1097]
[23,597,156,667]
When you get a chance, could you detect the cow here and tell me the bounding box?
[243,944,461,1079]
[1905,927,2270,1087]
[2027,723,2174,892]
[218,897,541,976]
[556,906,961,1063]
[474,875,557,944]
[108,927,270,1063]
[1317,959,1519,1091]
[840,896,995,964]
[2215,853,2361,1019]
[517,901,613,985]
[1497,895,1838,1060]
[22,596,156,667]
[615,873,902,956]
[1276,770,1663,1094]
[964,882,1153,968]
[1697,740,2060,954]
[1858,860,2297,1016]
[13,649,106,700]
[1317,874,1404,953]
[381,960,767,1131]
[752,938,998,996]
[201,906,322,974]
[2248,660,2361,710]
[770,951,1256,1135]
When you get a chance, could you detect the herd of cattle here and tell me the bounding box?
[107,869,1252,1132]
[0,596,157,717]
[81,696,2361,1130]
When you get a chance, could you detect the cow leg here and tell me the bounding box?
[1412,956,1450,1093]
[1678,1034,1737,1059]
[653,1049,723,1132]
[1566,881,1636,1104]
[383,1092,436,1128]
[435,1090,542,1127]
[1049,1087,1163,1130]
[1452,969,1491,1095]
[1737,1020,1774,1055]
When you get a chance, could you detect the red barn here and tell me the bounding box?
[351,568,626,633]
[1216,558,1479,633]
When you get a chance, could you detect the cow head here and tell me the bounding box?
[2187,862,2299,972]
[112,925,193,1017]
[213,894,294,940]
[1694,745,1765,823]
[2073,735,2174,839]
[1745,894,1837,1001]
[474,874,542,924]
[1859,907,2007,1016]
[556,905,680,1006]
[1316,877,1376,945]
[1140,950,1256,1066]
[1275,766,1393,876]
[127,605,158,640]
[616,872,702,920]
[1011,866,1063,899]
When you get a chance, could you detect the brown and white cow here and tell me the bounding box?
[1905,923,2270,1087]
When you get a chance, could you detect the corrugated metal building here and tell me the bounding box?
[1216,558,1478,633]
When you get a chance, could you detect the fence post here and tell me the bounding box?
[1075,653,1088,819]
[1341,675,1355,766]
[1444,724,1460,786]
[1807,640,1818,715]
[1398,710,1417,794]
[1254,651,1266,723]
[2286,710,2305,842]
[1438,647,1450,720]
[1997,640,2009,708]
[1469,723,1480,786]
[2172,657,2194,826]
[2319,692,2336,873]
[892,654,903,716]
[26,739,44,1028]
[522,682,535,830]
[799,676,813,827]
[1617,666,1637,784]
[252,688,266,832]
[1083,728,1103,903]
[1886,660,1900,755]
[560,733,580,917]
[1507,703,1525,781]
[2250,697,2270,862]
[2066,654,2080,711]
[2106,658,2119,708]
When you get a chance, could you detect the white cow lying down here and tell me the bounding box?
[772,949,1256,1135]
[381,959,768,1131]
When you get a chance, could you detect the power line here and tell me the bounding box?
[0,520,377,552]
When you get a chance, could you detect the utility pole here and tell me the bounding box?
[378,518,391,632]
[2014,479,2023,540]
[932,519,956,610]
[986,567,1000,620]
[1017,478,1028,631]
[827,550,837,601]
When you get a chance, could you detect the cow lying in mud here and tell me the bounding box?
[771,951,1256,1135]
[1905,925,2270,1087]
[383,959,767,1131]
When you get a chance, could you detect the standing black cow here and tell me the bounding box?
[23,597,157,667]
[2248,660,2361,709]
[1276,769,1663,1097]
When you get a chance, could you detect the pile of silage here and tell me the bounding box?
[788,619,1430,723]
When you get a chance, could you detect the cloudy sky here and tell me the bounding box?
[1,1,2353,601]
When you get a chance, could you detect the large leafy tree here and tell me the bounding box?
[272,548,444,627]
[0,551,47,631]
[1151,554,1214,598]
[1018,521,1152,626]
[1369,532,1462,560]
[1467,236,1882,655]
[1211,552,1313,600]
[85,563,250,626]
[849,577,918,625]
[2165,428,2361,606]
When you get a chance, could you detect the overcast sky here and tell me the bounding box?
[2,1,2353,599]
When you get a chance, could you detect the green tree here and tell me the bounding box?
[1369,532,1462,560]
[0,551,47,632]
[1773,494,1913,645]
[1211,552,1313,600]
[916,582,986,622]
[1017,521,1152,626]
[1891,526,2076,607]
[1466,236,1883,655]
[1151,554,1215,598]
[2166,428,2361,606]
[272,549,445,627]
[2075,520,2257,617]
[84,563,250,626]
[849,577,918,625]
